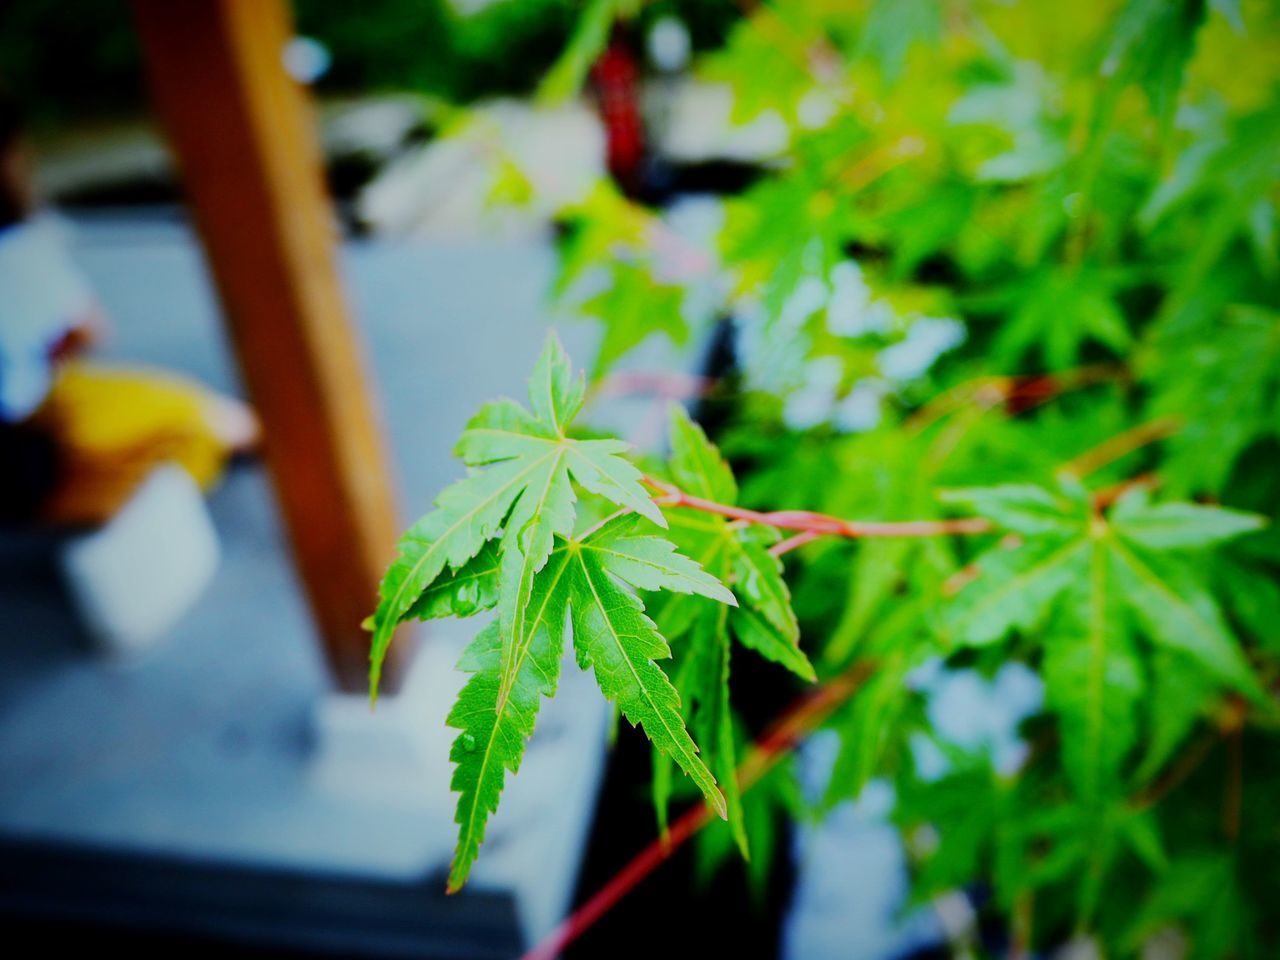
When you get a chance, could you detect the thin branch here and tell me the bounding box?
[1002,365,1127,417]
[644,476,993,541]
[521,377,1179,960]
[519,660,877,960]
[1058,417,1180,479]
[770,530,820,557]
[1090,472,1160,510]
[1220,695,1247,843]
[1009,890,1034,960]
[906,364,1124,433]
[588,370,719,404]
[1132,729,1220,811]
[836,135,927,194]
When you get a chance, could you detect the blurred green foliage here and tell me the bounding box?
[458,1,1280,955]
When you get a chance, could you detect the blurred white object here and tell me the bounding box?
[282,36,331,85]
[877,316,966,380]
[785,736,943,960]
[825,261,878,336]
[61,464,219,657]
[655,81,789,163]
[319,96,425,160]
[797,89,838,129]
[311,612,610,945]
[834,380,889,433]
[783,355,842,429]
[648,16,692,73]
[0,215,94,420]
[358,99,604,238]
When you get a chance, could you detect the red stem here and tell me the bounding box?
[1058,417,1180,479]
[644,476,993,540]
[520,420,1170,958]
[770,530,820,557]
[589,371,719,402]
[520,803,712,960]
[519,663,874,960]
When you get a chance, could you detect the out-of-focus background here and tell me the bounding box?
[3,1,1278,959]
[0,1,786,957]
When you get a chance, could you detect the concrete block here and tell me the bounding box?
[60,464,219,657]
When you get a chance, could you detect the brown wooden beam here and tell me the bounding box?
[131,0,403,692]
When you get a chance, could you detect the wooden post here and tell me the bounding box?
[131,0,403,692]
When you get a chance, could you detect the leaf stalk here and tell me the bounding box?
[643,475,993,541]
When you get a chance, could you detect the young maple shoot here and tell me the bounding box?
[368,335,818,891]
[362,2,1280,951]
[939,481,1266,802]
[366,335,1269,923]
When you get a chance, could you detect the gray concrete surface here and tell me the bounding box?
[0,211,653,945]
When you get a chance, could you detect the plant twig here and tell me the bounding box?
[770,530,820,557]
[588,370,719,403]
[906,364,1124,433]
[1058,417,1180,479]
[1132,729,1220,811]
[644,476,993,541]
[518,660,877,960]
[1090,472,1160,510]
[1009,890,1034,960]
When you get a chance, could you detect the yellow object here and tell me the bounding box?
[31,362,235,526]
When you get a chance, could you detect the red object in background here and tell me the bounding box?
[591,29,646,196]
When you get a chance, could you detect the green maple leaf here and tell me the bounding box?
[446,617,556,893]
[1145,105,1280,326]
[1043,540,1144,801]
[446,515,735,890]
[857,0,942,84]
[650,407,815,844]
[939,483,1087,537]
[1145,305,1280,494]
[656,594,748,854]
[701,4,822,125]
[1136,649,1217,782]
[688,605,745,854]
[1102,0,1207,133]
[941,533,1091,647]
[896,763,1009,898]
[727,530,813,680]
[404,540,501,622]
[579,262,689,380]
[824,634,921,807]
[1109,495,1269,549]
[369,337,743,892]
[941,480,1264,798]
[535,0,628,106]
[1122,853,1256,959]
[368,333,664,701]
[565,517,735,812]
[990,266,1133,371]
[991,794,1164,926]
[665,406,814,682]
